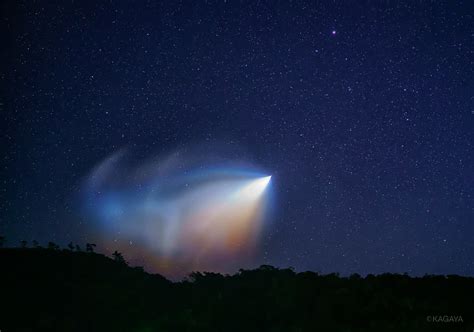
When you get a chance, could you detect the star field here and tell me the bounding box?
[1,1,473,276]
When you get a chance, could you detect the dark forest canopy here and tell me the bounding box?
[1,247,473,331]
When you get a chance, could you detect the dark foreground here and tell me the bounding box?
[1,248,473,331]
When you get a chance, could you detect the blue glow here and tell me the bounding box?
[80,147,273,277]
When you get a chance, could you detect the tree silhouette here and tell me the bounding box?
[32,240,39,248]
[0,247,473,331]
[68,242,75,251]
[20,240,28,248]
[112,251,127,265]
[86,243,97,253]
[47,242,60,250]
[75,245,82,251]
[0,236,4,248]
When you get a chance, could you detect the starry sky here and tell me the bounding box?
[1,1,473,277]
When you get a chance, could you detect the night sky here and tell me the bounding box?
[1,1,473,277]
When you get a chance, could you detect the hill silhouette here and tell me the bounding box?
[1,247,473,331]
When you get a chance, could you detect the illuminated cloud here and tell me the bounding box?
[81,148,272,278]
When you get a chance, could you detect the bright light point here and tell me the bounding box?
[239,175,272,198]
[332,30,336,35]
[261,175,271,187]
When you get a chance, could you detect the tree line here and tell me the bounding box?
[0,235,126,264]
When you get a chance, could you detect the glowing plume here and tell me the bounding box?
[80,148,272,278]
